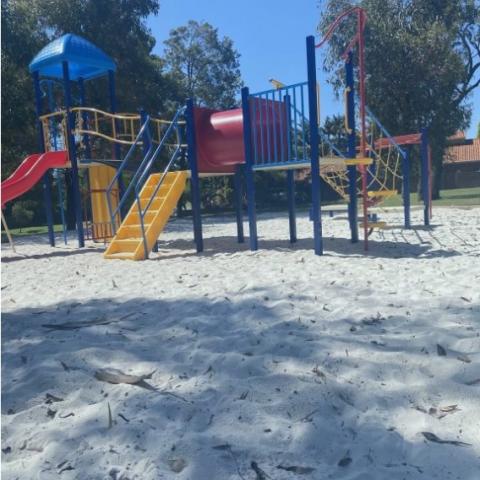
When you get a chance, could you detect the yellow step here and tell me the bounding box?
[140,184,172,197]
[124,210,159,225]
[363,221,388,229]
[137,196,166,210]
[103,252,136,260]
[115,224,148,239]
[367,190,397,198]
[104,171,187,261]
[344,157,373,166]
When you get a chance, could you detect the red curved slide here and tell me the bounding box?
[1,151,69,207]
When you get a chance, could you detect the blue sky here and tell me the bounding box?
[147,0,479,137]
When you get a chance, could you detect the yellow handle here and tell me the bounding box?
[344,87,352,134]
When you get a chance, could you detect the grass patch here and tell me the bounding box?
[1,224,65,242]
[2,188,479,243]
[382,186,480,207]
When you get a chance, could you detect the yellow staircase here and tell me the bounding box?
[104,171,187,260]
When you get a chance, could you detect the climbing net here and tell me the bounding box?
[363,108,405,205]
[318,108,406,206]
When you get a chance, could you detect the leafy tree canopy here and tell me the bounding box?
[318,0,480,196]
[163,20,243,109]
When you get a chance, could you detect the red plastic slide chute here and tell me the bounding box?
[1,151,69,207]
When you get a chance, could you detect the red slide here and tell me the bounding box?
[1,151,69,207]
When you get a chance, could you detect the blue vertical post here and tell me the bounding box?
[241,87,258,251]
[108,70,125,212]
[420,128,430,226]
[33,71,55,247]
[78,77,92,242]
[63,62,85,247]
[306,36,323,255]
[287,170,297,243]
[284,93,296,243]
[345,52,359,243]
[402,147,411,229]
[233,164,244,243]
[185,98,203,252]
[78,78,92,159]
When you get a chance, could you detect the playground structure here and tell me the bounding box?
[1,8,432,260]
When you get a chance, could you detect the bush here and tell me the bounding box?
[11,201,35,231]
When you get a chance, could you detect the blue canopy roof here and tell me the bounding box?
[29,34,116,81]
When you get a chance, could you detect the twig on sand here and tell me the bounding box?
[107,402,113,429]
[298,409,320,423]
[212,445,247,480]
[251,461,271,480]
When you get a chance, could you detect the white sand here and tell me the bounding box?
[2,206,480,480]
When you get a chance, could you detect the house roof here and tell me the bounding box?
[444,138,480,164]
[29,34,116,81]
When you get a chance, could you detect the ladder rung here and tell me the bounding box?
[364,221,388,229]
[344,157,373,166]
[367,190,397,198]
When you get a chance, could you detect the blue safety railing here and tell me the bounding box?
[106,106,186,258]
[249,81,348,170]
[249,82,311,169]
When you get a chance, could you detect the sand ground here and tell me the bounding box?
[2,207,480,479]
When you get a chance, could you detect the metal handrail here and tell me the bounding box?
[365,106,407,159]
[40,107,185,147]
[106,117,154,235]
[106,106,186,258]
[133,108,185,258]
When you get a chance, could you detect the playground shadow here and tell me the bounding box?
[156,234,461,261]
[2,292,479,479]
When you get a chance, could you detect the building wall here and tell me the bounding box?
[443,161,480,189]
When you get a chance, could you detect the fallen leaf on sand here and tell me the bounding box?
[94,368,191,402]
[456,354,471,363]
[95,368,156,390]
[277,464,316,474]
[436,344,447,356]
[465,378,480,386]
[338,456,352,467]
[43,313,135,331]
[421,431,471,446]
[440,405,459,413]
[45,393,64,404]
[168,458,187,473]
[251,461,270,480]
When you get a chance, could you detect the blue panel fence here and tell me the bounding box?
[249,82,310,169]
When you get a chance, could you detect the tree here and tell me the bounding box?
[318,0,480,198]
[164,20,244,210]
[1,0,46,179]
[163,20,243,109]
[321,114,348,152]
[11,201,35,232]
[1,0,178,228]
[34,0,174,114]
[477,122,480,138]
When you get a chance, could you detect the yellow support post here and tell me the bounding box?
[88,165,119,242]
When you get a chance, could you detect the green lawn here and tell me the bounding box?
[381,186,480,207]
[2,224,65,241]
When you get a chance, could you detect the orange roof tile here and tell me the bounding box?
[444,138,480,164]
